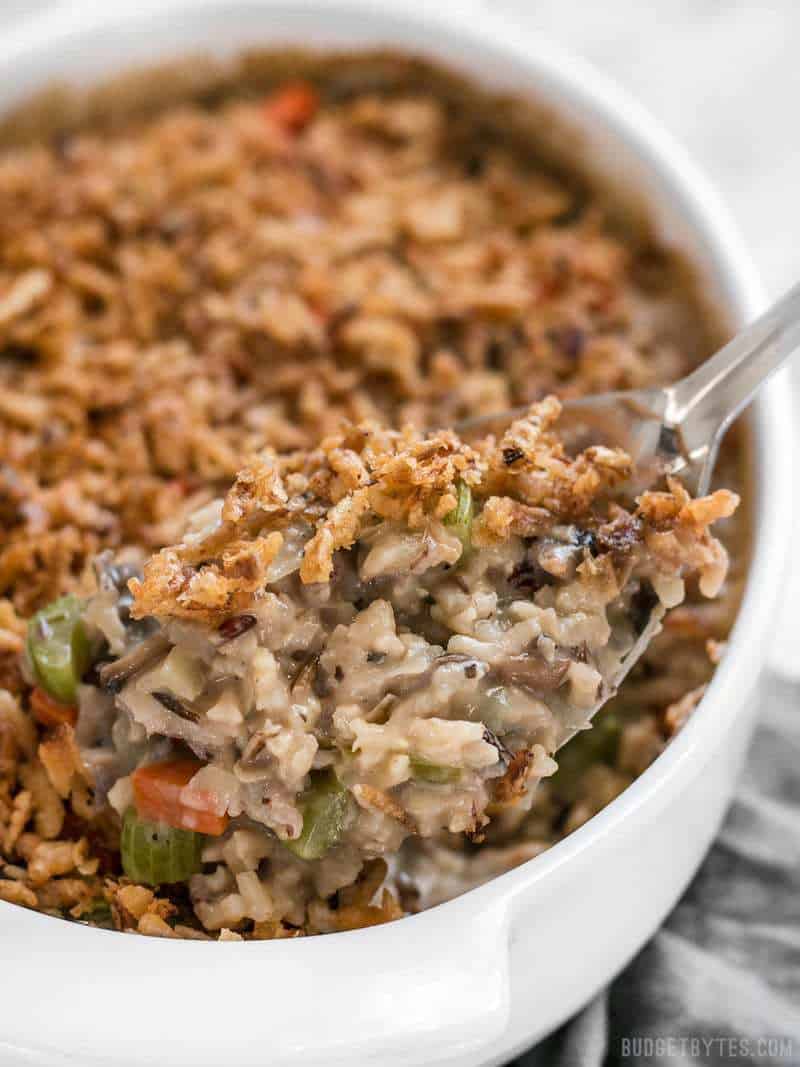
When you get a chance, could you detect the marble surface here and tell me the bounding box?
[500,0,800,298]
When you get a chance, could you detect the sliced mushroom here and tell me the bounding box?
[382,654,484,700]
[363,693,398,724]
[235,731,275,782]
[492,653,570,694]
[98,633,171,693]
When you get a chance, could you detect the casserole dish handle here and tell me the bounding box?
[0,892,512,1067]
[276,892,515,1065]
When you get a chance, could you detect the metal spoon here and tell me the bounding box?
[457,281,799,746]
[459,280,800,495]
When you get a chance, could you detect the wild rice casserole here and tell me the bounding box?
[0,55,746,938]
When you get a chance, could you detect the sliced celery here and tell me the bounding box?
[27,595,91,705]
[285,770,350,861]
[409,756,461,784]
[444,480,474,552]
[121,809,205,885]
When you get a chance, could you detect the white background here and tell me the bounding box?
[502,0,800,297]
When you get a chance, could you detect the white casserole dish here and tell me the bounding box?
[0,2,792,1065]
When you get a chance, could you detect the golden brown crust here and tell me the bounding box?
[494,748,538,806]
[130,400,738,626]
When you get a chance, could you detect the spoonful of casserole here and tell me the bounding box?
[26,282,796,885]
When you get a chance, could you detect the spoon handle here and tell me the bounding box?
[664,280,800,486]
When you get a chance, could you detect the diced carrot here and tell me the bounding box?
[29,686,78,728]
[132,758,229,836]
[262,82,319,134]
